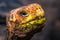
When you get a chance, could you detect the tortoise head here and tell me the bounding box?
[6,3,45,37]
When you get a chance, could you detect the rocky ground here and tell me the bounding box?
[0,25,7,40]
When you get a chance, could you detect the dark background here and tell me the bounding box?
[0,0,60,40]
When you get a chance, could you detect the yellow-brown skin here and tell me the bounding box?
[6,3,45,40]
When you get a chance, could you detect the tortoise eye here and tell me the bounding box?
[20,11,27,16]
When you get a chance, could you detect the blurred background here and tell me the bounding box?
[0,0,60,40]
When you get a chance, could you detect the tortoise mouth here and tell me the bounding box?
[14,16,45,37]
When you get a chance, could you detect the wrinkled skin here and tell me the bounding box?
[6,3,45,40]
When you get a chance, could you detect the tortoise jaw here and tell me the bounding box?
[14,16,45,37]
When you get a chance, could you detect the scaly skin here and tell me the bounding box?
[6,3,45,40]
